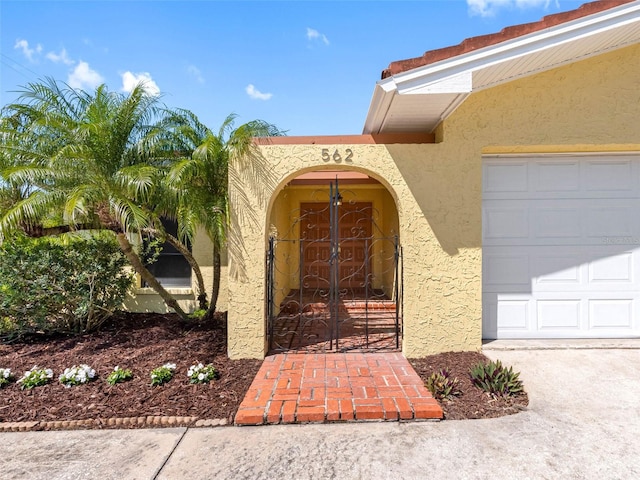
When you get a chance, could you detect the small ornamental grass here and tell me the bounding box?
[150,363,176,386]
[59,364,96,387]
[106,366,133,385]
[187,363,218,384]
[0,368,14,387]
[17,366,54,389]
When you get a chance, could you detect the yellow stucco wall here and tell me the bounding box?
[224,43,640,358]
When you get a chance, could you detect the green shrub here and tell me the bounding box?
[189,309,207,321]
[150,363,176,386]
[106,366,133,385]
[0,234,133,338]
[187,362,218,384]
[17,366,54,389]
[425,368,461,400]
[0,368,14,388]
[469,360,524,397]
[59,364,97,387]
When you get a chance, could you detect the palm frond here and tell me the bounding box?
[114,165,159,203]
[63,184,101,224]
[109,194,152,234]
[3,165,61,186]
[0,189,66,241]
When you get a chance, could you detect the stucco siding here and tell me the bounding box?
[227,142,482,358]
[123,288,198,314]
[225,43,639,358]
[447,43,640,148]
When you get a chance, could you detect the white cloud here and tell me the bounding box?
[245,84,273,101]
[121,71,161,96]
[306,27,329,46]
[14,39,42,62]
[187,64,205,84]
[46,48,74,65]
[467,0,556,17]
[67,61,104,90]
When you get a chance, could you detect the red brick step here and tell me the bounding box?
[235,352,443,425]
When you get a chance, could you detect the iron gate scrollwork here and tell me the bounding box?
[266,181,403,353]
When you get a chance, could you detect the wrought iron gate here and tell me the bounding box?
[266,182,403,353]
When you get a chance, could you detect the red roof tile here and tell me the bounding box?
[381,0,635,79]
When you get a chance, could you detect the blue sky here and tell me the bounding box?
[1,0,584,136]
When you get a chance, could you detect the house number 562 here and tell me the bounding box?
[321,148,353,163]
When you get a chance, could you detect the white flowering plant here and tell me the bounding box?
[150,362,176,386]
[0,368,14,387]
[106,366,133,385]
[17,366,54,389]
[59,364,96,387]
[187,363,218,384]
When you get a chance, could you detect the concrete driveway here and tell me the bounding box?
[1,348,638,479]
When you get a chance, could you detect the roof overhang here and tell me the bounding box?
[363,1,640,134]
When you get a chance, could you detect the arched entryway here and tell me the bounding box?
[265,169,402,353]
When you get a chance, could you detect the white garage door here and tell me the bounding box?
[483,154,640,339]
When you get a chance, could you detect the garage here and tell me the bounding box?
[483,154,640,339]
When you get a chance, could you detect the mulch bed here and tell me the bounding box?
[409,351,529,420]
[0,313,527,428]
[0,312,261,427]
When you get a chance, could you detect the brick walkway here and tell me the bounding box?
[235,352,443,425]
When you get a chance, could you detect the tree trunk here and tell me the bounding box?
[22,223,98,237]
[163,232,208,310]
[206,241,221,319]
[115,232,190,320]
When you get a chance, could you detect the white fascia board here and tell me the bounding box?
[363,1,640,134]
[398,71,473,95]
[393,2,640,94]
[362,79,397,134]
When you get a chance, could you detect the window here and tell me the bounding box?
[144,219,192,288]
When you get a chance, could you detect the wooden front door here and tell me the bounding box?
[300,202,372,290]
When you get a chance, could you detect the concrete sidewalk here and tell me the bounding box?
[1,348,639,479]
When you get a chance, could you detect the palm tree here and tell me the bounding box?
[165,109,284,318]
[0,112,36,217]
[0,78,190,319]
